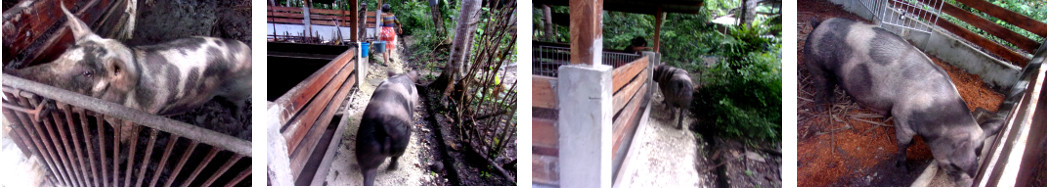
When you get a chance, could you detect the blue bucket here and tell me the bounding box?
[372,41,387,53]
[361,42,370,57]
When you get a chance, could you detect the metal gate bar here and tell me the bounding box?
[2,73,252,187]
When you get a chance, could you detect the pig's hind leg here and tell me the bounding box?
[806,61,838,118]
[892,116,917,170]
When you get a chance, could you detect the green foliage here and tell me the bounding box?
[580,1,782,143]
[692,21,782,144]
[532,6,572,43]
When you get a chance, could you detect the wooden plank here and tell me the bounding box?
[533,76,558,109]
[4,0,117,66]
[289,72,356,178]
[275,50,354,123]
[267,17,353,26]
[611,56,649,92]
[953,0,1047,38]
[569,0,603,65]
[921,0,1039,54]
[533,118,559,148]
[278,50,356,152]
[612,70,647,114]
[532,155,560,185]
[897,6,1030,65]
[611,83,648,158]
[283,57,356,153]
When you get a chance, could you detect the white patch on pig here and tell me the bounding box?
[845,24,877,64]
[91,80,107,93]
[64,48,85,62]
[162,42,210,99]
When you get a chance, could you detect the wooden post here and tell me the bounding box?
[376,0,383,37]
[350,0,358,41]
[569,0,603,65]
[654,8,663,53]
[303,0,312,37]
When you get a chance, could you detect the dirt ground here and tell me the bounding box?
[622,93,709,187]
[127,0,251,46]
[796,0,1005,186]
[321,38,446,186]
[135,0,253,139]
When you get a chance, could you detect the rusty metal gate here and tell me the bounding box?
[1,74,252,187]
[860,0,946,33]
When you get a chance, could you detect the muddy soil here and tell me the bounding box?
[796,0,1005,186]
[131,0,253,140]
[127,0,251,46]
[322,37,446,186]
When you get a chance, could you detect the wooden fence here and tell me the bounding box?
[271,48,359,185]
[266,6,380,28]
[531,54,651,187]
[896,0,1047,66]
[3,0,133,68]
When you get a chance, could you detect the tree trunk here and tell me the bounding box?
[434,0,481,100]
[429,0,445,36]
[739,0,757,25]
[542,5,554,41]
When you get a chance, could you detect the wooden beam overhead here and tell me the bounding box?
[536,0,703,15]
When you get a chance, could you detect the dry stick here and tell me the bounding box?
[469,140,516,182]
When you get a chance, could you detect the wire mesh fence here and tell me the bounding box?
[532,43,642,77]
[860,0,945,33]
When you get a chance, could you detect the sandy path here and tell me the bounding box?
[623,92,705,187]
[322,41,439,186]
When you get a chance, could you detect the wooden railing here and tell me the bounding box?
[898,0,1047,66]
[267,6,378,27]
[3,0,131,68]
[271,48,359,184]
[532,75,559,186]
[610,56,649,162]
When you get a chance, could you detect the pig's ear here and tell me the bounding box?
[105,58,136,91]
[60,2,98,42]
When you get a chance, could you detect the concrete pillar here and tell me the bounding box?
[266,105,294,186]
[643,51,659,98]
[303,0,313,37]
[557,64,613,188]
[357,42,367,83]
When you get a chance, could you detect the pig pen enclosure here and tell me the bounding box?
[1,0,253,186]
[797,0,1047,186]
[265,1,519,185]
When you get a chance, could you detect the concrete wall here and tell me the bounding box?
[557,64,613,188]
[828,0,1022,87]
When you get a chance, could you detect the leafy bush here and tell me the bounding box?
[692,21,782,144]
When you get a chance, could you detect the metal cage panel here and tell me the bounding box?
[1,75,252,187]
